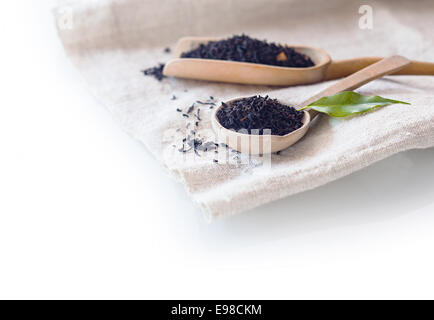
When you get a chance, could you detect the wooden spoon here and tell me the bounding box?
[211,56,411,155]
[163,37,434,86]
[164,37,331,86]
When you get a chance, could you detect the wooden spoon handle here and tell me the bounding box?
[325,57,434,80]
[302,55,411,119]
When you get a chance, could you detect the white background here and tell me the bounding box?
[1,1,434,299]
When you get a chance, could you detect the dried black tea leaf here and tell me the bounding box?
[196,100,216,106]
[187,105,195,114]
[142,63,165,81]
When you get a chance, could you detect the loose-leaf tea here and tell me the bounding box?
[300,91,410,117]
[142,63,165,81]
[181,34,314,68]
[216,96,304,136]
[175,97,223,163]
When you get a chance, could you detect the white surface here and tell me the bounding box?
[0,1,433,299]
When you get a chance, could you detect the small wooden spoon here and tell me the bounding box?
[211,56,411,155]
[163,37,434,86]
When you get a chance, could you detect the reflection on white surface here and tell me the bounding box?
[210,148,434,243]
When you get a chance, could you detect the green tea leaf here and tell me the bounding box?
[300,91,410,117]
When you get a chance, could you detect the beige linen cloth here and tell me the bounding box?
[54,0,434,221]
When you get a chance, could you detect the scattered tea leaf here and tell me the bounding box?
[187,104,195,114]
[142,63,165,81]
[196,100,216,106]
[195,109,201,120]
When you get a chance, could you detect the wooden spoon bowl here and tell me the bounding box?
[163,37,331,86]
[212,98,311,155]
